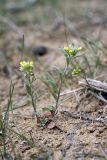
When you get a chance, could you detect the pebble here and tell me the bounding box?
[33,45,48,56]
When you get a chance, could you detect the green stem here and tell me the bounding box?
[27,77,37,115]
[55,65,68,114]
[30,88,36,113]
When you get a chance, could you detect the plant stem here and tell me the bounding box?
[55,65,68,114]
[28,78,37,115]
[31,88,36,113]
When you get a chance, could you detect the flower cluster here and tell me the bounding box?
[72,67,81,75]
[64,45,82,56]
[62,44,82,66]
[19,61,34,75]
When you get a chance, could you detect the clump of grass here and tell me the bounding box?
[0,80,37,158]
[0,81,14,157]
[81,37,104,77]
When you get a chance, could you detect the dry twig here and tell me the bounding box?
[79,78,107,103]
[60,110,107,125]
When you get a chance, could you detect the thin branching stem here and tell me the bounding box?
[26,76,37,114]
[55,65,68,114]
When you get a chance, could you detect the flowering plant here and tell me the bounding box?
[19,60,37,115]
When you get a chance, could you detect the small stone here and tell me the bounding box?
[33,45,48,56]
[47,121,56,129]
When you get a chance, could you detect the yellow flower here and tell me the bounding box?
[64,47,73,54]
[69,50,73,54]
[64,47,70,52]
[72,67,81,75]
[19,61,34,74]
[64,45,82,56]
[77,47,82,51]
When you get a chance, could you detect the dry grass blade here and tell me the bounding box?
[60,87,83,96]
[60,111,107,125]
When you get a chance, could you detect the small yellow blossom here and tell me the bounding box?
[69,50,73,54]
[64,47,73,54]
[72,67,81,75]
[77,47,82,51]
[64,47,70,52]
[19,61,34,74]
[64,45,82,55]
